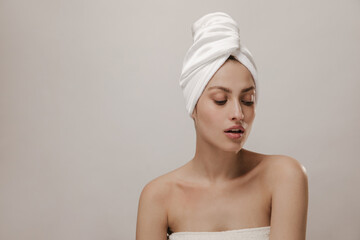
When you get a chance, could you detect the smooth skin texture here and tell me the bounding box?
[136,59,308,240]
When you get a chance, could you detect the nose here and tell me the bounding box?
[230,99,244,121]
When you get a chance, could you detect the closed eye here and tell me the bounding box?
[214,100,227,105]
[214,100,254,106]
[243,101,254,106]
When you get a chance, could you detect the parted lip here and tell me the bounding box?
[224,125,245,133]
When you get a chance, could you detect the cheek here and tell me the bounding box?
[198,104,217,123]
[244,108,256,122]
[197,100,217,122]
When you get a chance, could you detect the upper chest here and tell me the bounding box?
[166,166,272,232]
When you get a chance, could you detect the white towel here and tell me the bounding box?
[168,226,270,240]
[179,12,259,117]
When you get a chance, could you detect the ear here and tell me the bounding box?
[191,105,197,120]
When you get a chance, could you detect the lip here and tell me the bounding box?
[224,131,243,139]
[224,125,245,140]
[224,125,245,132]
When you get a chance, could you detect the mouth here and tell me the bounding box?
[224,125,245,140]
[224,129,244,134]
[224,129,244,139]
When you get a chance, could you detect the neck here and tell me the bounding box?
[189,138,248,185]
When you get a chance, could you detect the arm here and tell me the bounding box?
[269,156,309,240]
[136,179,168,240]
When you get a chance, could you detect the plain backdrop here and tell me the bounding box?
[1,0,359,239]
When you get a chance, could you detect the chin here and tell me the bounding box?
[220,142,244,154]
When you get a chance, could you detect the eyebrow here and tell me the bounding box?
[207,85,255,93]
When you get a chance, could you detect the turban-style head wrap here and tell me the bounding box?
[179,12,259,117]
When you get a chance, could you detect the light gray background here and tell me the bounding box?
[1,0,359,239]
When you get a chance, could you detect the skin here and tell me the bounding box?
[136,59,308,240]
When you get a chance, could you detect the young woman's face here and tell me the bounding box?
[192,60,256,153]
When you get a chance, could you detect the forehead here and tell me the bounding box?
[206,60,255,89]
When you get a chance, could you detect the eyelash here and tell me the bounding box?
[214,100,254,106]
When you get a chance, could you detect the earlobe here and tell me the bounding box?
[191,107,197,121]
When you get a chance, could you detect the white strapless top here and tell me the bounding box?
[168,226,270,240]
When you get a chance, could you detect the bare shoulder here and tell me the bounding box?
[139,162,190,205]
[139,173,173,205]
[259,154,308,197]
[138,167,183,209]
[136,172,176,240]
[265,154,307,180]
[243,149,306,173]
[259,154,309,239]
[244,150,308,193]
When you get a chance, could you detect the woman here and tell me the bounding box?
[136,12,308,240]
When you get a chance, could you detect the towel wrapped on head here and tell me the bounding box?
[179,12,259,117]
